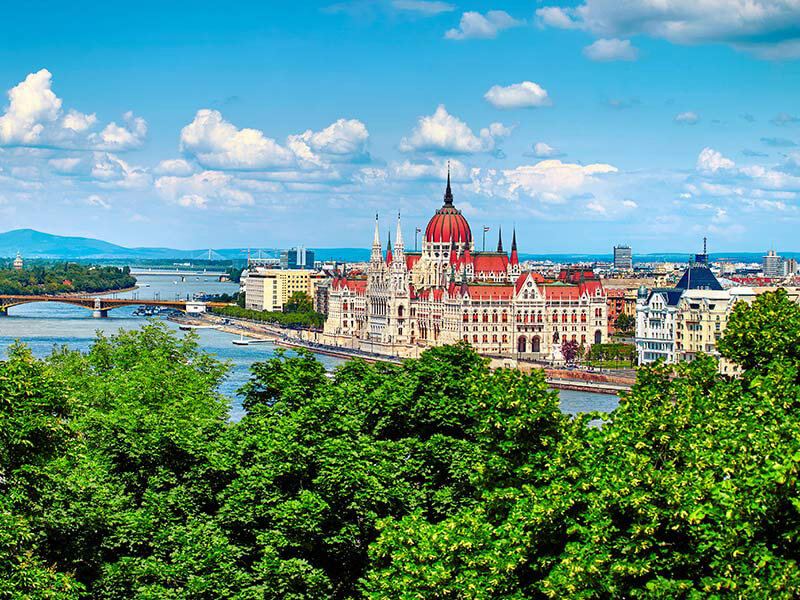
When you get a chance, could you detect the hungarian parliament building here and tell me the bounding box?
[321,174,608,359]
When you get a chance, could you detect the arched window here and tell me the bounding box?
[517,336,527,353]
[581,312,587,323]
[532,336,540,353]
[398,305,404,317]
[595,329,602,344]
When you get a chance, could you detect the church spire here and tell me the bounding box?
[510,228,518,265]
[371,213,382,263]
[443,161,453,206]
[386,231,393,264]
[395,212,404,251]
[497,227,503,253]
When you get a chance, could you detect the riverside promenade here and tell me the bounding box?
[173,313,633,395]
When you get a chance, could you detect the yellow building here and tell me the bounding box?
[245,269,312,312]
[675,287,800,375]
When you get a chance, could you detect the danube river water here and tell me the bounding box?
[0,274,619,421]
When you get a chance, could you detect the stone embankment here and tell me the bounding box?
[173,313,634,393]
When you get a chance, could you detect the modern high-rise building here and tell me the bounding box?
[613,245,632,270]
[280,246,315,270]
[763,250,783,278]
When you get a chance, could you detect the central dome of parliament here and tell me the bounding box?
[424,171,472,244]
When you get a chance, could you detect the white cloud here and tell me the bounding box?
[0,69,146,150]
[85,194,110,209]
[484,81,551,109]
[91,153,151,189]
[289,118,369,162]
[623,199,638,208]
[470,159,619,206]
[180,110,370,171]
[582,38,638,61]
[531,142,561,157]
[155,170,255,208]
[675,111,700,125]
[154,158,195,176]
[399,104,512,154]
[391,158,468,180]
[445,10,523,40]
[535,0,800,59]
[391,0,454,14]
[697,148,735,173]
[180,109,294,170]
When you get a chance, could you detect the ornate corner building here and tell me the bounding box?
[322,174,608,359]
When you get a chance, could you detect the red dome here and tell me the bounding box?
[424,171,472,244]
[425,206,472,244]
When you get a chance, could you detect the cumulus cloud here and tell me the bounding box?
[155,171,255,209]
[445,10,523,40]
[697,148,735,173]
[91,153,151,189]
[0,69,146,151]
[535,0,800,59]
[582,38,639,61]
[484,81,551,109]
[154,158,195,176]
[470,159,618,206]
[529,142,563,158]
[180,110,370,171]
[391,0,454,14]
[399,104,512,154]
[675,111,700,125]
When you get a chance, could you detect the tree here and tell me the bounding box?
[561,339,579,363]
[285,291,313,313]
[614,312,635,333]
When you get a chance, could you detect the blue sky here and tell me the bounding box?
[1,0,800,253]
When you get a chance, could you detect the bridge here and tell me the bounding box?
[128,269,228,277]
[0,295,229,318]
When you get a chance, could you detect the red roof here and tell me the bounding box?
[406,254,421,270]
[467,285,514,300]
[425,205,472,244]
[332,277,367,293]
[473,253,509,273]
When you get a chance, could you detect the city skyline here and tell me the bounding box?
[1,1,800,252]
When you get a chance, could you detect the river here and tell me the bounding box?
[0,274,619,420]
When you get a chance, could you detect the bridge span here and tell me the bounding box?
[0,295,229,318]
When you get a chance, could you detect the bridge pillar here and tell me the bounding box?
[93,309,108,318]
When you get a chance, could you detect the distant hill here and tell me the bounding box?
[0,229,373,262]
[1,229,795,264]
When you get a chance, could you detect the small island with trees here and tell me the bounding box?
[0,262,136,296]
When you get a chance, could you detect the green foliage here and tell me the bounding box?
[4,292,800,598]
[614,313,635,332]
[0,263,135,296]
[284,292,313,314]
[213,304,325,328]
[587,341,635,363]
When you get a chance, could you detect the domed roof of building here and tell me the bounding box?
[425,170,472,244]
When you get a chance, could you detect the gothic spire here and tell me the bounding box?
[510,228,518,265]
[497,227,503,253]
[443,161,453,206]
[386,231,393,264]
[395,212,404,251]
[373,213,380,247]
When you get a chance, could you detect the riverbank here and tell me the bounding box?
[174,312,633,394]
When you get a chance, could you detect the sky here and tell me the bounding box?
[1,1,800,254]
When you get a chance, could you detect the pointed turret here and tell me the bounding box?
[370,213,382,263]
[386,232,393,264]
[510,228,519,265]
[449,240,458,265]
[443,162,454,206]
[497,227,503,253]
[394,212,405,264]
